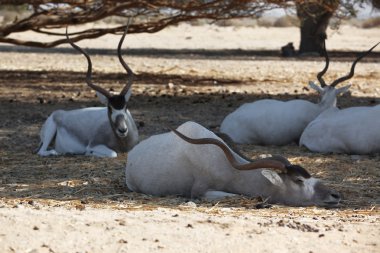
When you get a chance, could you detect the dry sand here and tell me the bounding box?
[0,205,378,253]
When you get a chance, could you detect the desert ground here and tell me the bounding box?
[0,24,379,253]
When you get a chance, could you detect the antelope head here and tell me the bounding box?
[309,41,379,108]
[169,126,341,207]
[66,23,134,138]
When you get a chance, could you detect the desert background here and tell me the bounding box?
[0,10,379,253]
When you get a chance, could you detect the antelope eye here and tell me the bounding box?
[294,178,304,184]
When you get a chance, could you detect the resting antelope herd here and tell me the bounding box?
[37,25,138,157]
[124,42,378,204]
[220,42,377,146]
[33,21,379,207]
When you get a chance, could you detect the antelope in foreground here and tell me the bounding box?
[220,42,377,146]
[126,121,341,207]
[37,25,138,157]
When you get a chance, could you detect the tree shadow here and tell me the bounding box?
[0,45,379,62]
[0,69,379,210]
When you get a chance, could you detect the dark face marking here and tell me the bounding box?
[285,165,311,179]
[106,96,129,138]
[108,95,127,110]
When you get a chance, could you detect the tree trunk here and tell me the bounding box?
[296,2,337,56]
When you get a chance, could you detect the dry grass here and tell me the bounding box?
[0,40,379,218]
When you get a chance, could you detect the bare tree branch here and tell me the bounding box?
[0,0,373,48]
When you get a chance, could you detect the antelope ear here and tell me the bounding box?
[124,89,132,102]
[261,169,284,187]
[336,84,351,95]
[308,81,324,93]
[96,91,108,105]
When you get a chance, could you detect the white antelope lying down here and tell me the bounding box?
[37,24,138,157]
[220,42,377,146]
[300,104,380,155]
[126,121,341,207]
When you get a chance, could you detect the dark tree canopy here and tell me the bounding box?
[0,0,376,50]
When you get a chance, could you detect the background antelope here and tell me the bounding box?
[125,121,341,207]
[37,24,138,157]
[300,104,380,155]
[299,43,379,155]
[219,42,376,146]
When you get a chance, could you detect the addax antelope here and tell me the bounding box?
[300,105,380,155]
[37,24,138,157]
[299,42,380,155]
[219,41,376,146]
[126,121,341,207]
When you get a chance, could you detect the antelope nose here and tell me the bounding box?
[330,190,341,200]
[119,127,127,134]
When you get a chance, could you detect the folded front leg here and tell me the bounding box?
[86,145,117,158]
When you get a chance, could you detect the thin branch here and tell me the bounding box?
[0,0,364,48]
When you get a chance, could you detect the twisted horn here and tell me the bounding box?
[66,27,112,98]
[216,132,291,166]
[330,42,379,87]
[265,155,292,166]
[168,126,287,172]
[317,40,329,88]
[118,18,135,96]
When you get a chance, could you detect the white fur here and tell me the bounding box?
[111,108,127,122]
[220,83,350,145]
[37,103,139,157]
[85,144,117,158]
[303,178,318,199]
[300,105,380,154]
[203,191,238,201]
[125,121,340,206]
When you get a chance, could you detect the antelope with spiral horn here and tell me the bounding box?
[125,121,341,207]
[300,42,380,155]
[37,23,138,157]
[219,41,376,146]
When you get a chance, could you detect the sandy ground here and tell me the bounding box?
[0,24,379,253]
[0,206,378,253]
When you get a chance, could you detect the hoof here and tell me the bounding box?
[38,150,58,156]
